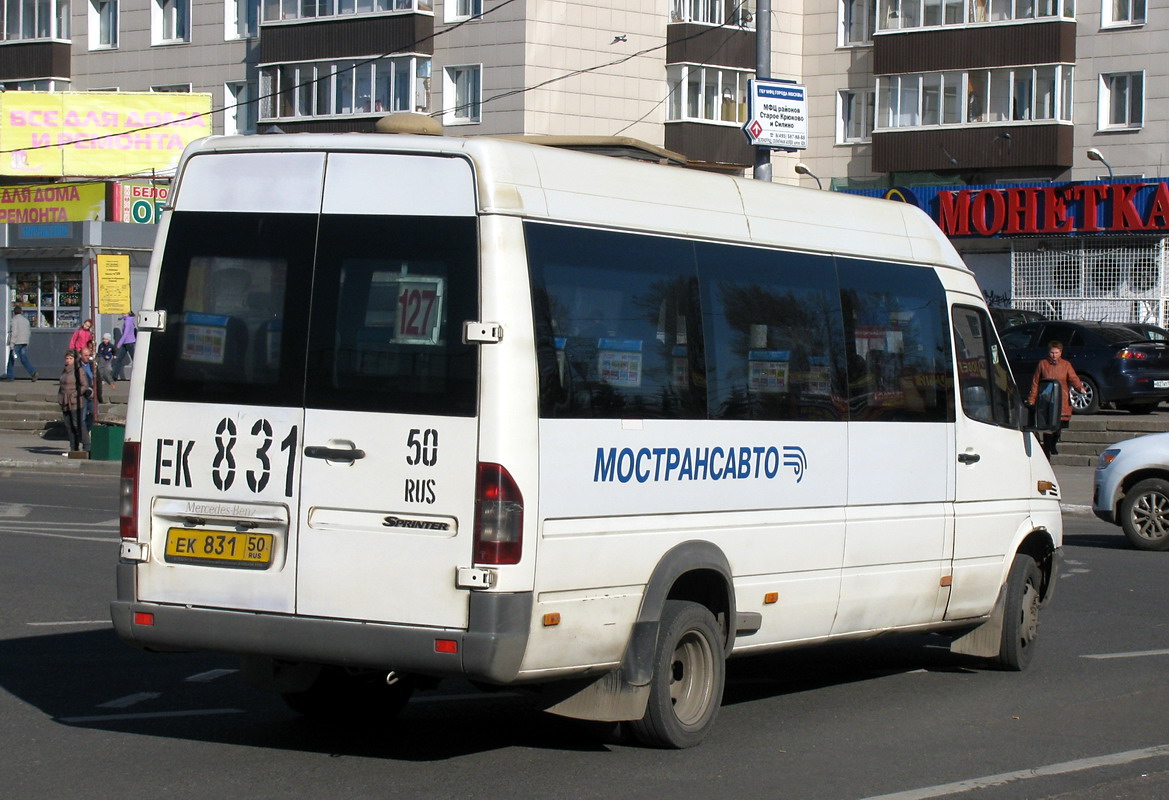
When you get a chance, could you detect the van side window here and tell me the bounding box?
[953,306,1020,428]
[527,222,705,419]
[305,215,479,416]
[697,243,847,421]
[838,258,955,423]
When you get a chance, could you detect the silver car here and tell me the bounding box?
[1094,431,1169,550]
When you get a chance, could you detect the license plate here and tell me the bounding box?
[165,528,274,568]
[1156,380,1169,389]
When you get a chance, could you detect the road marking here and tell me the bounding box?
[186,669,238,683]
[28,620,111,627]
[98,692,161,709]
[60,709,245,724]
[0,527,117,544]
[858,744,1169,800]
[0,503,32,517]
[1083,648,1169,660]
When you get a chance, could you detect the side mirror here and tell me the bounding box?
[1022,379,1061,433]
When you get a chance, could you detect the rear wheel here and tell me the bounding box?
[282,667,414,723]
[992,554,1042,671]
[1070,376,1099,414]
[1120,478,1169,551]
[629,600,725,749]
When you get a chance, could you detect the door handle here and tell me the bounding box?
[958,452,981,464]
[304,445,366,462]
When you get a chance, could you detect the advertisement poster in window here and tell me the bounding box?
[598,338,643,387]
[749,349,790,393]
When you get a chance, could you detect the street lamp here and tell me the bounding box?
[1086,148,1114,180]
[794,163,823,190]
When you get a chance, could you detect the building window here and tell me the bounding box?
[152,0,190,43]
[259,56,431,121]
[2,0,70,40]
[669,0,756,28]
[1099,72,1143,129]
[838,88,875,143]
[876,0,1074,30]
[877,65,1072,129]
[1103,0,1144,26]
[444,0,480,21]
[260,0,431,23]
[226,0,259,38]
[152,83,192,92]
[9,272,83,329]
[841,0,876,44]
[226,81,258,133]
[666,64,750,125]
[443,64,481,124]
[88,0,117,47]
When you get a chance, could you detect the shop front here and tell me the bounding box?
[846,179,1169,325]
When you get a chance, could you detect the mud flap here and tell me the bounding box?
[541,669,651,722]
[949,582,1008,658]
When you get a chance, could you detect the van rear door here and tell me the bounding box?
[294,153,480,628]
[138,149,481,630]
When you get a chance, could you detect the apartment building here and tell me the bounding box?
[2,0,1167,356]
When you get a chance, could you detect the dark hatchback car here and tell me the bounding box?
[990,307,1046,332]
[1122,322,1169,342]
[1000,320,1169,414]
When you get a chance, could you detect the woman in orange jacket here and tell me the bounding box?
[1028,339,1084,456]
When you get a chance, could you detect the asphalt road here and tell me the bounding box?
[4,471,1169,800]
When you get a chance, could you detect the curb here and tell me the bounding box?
[0,457,120,476]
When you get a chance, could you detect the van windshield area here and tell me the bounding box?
[146,211,479,415]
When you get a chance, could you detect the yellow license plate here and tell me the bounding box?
[165,528,274,568]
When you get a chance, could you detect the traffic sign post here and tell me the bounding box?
[744,80,808,151]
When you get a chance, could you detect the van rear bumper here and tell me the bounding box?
[111,588,532,685]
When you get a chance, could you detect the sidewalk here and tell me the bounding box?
[0,375,128,476]
[0,373,1102,510]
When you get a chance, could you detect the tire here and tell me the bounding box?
[1119,478,1169,551]
[282,667,414,723]
[1070,376,1099,414]
[629,600,725,749]
[992,554,1043,671]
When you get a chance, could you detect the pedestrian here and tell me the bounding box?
[79,344,97,429]
[58,349,91,453]
[69,317,95,354]
[5,303,38,381]
[1027,339,1084,457]
[96,332,116,388]
[112,311,136,382]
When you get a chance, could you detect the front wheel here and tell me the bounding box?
[1071,376,1099,414]
[629,600,725,749]
[1120,478,1169,551]
[992,554,1043,671]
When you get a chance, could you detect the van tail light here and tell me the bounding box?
[119,442,141,540]
[474,462,523,565]
[1117,348,1148,359]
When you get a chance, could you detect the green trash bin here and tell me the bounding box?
[91,423,125,461]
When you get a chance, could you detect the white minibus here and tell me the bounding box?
[113,116,1064,748]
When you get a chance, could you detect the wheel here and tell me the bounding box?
[282,667,414,723]
[1119,478,1169,551]
[992,554,1042,671]
[629,600,725,749]
[1070,376,1099,414]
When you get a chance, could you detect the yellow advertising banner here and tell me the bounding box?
[97,254,132,315]
[0,182,105,224]
[0,92,212,178]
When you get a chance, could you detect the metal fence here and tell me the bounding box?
[1010,238,1169,324]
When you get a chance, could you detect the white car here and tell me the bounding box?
[1094,431,1169,550]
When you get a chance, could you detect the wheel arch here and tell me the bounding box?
[1117,468,1169,516]
[620,540,735,686]
[1015,526,1060,604]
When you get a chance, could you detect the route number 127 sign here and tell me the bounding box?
[395,277,444,344]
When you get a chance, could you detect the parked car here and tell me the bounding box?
[1000,319,1169,414]
[1121,322,1169,343]
[989,307,1046,332]
[1094,432,1169,550]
